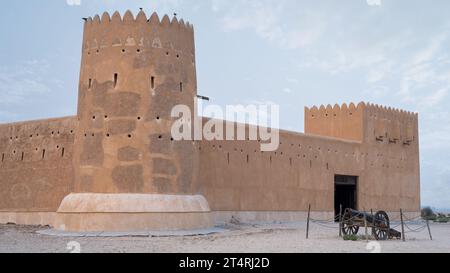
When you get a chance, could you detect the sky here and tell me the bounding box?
[0,0,449,209]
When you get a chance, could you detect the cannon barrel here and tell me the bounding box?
[346,209,375,223]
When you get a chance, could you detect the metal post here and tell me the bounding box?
[370,209,374,238]
[400,209,406,242]
[306,204,311,239]
[364,210,368,242]
[339,204,343,237]
[426,219,433,241]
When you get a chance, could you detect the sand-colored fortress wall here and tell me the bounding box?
[74,10,198,195]
[0,117,76,214]
[199,106,420,220]
[305,103,365,142]
[198,119,362,214]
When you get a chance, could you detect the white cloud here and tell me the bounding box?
[282,87,292,94]
[0,60,52,105]
[366,0,382,6]
[66,0,81,6]
[217,0,325,50]
[285,77,299,84]
[419,88,448,108]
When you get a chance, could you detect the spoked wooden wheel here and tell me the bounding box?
[342,210,359,236]
[372,211,390,241]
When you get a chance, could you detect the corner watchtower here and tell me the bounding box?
[56,10,211,232]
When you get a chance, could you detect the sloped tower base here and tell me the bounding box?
[54,194,213,232]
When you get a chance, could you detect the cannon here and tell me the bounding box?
[341,209,397,241]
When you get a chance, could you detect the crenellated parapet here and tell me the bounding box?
[305,102,365,142]
[365,103,418,145]
[82,10,195,61]
[305,102,418,146]
[84,10,194,30]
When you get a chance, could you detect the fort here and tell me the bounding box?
[0,10,420,232]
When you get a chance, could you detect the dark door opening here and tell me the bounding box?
[334,175,358,220]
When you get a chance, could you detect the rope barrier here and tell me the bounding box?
[305,207,432,240]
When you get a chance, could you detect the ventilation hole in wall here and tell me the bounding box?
[42,149,46,159]
[104,115,108,119]
[61,148,65,158]
[114,73,118,88]
[29,135,33,138]
[176,54,180,58]
[51,131,54,135]
[84,134,87,137]
[128,134,132,138]
[91,133,95,137]
[158,135,162,139]
[92,116,96,120]
[349,112,353,116]
[137,117,141,120]
[227,153,230,164]
[96,49,99,54]
[13,150,16,154]
[156,116,160,120]
[326,163,329,170]
[88,79,92,89]
[151,76,155,89]
[1,153,4,162]
[179,82,183,92]
[9,137,12,140]
[106,133,110,137]
[122,49,126,53]
[21,152,24,161]
[166,51,169,56]
[57,145,60,149]
[35,148,38,151]
[137,49,141,53]
[70,130,74,134]
[171,137,174,141]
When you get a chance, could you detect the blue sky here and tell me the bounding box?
[1,0,449,209]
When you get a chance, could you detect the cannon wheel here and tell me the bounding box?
[372,211,390,241]
[341,209,359,236]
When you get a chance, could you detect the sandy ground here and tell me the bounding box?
[0,221,449,253]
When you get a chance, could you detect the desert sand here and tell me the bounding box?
[0,221,448,253]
